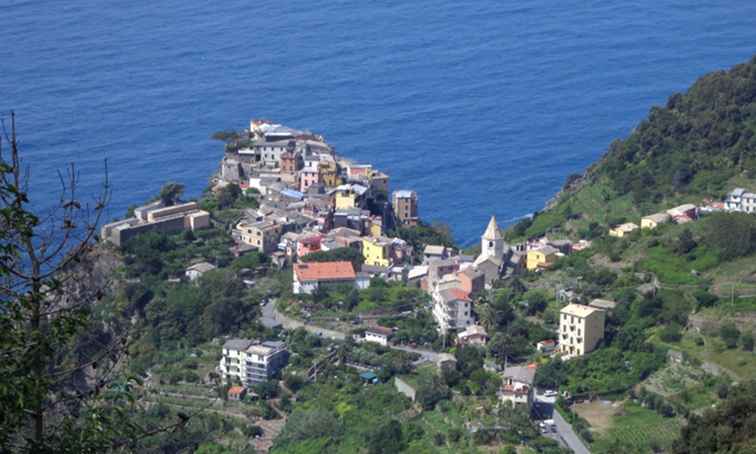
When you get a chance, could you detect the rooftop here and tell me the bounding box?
[642,212,670,222]
[294,261,356,281]
[424,245,447,255]
[393,190,416,199]
[186,262,216,273]
[589,298,618,310]
[223,338,255,351]
[482,215,503,240]
[502,364,536,385]
[561,303,603,318]
[459,325,488,338]
[366,326,393,336]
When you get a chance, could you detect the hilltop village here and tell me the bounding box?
[99,115,756,453]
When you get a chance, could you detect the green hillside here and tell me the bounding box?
[515,55,756,240]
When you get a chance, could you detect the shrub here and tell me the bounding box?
[660,323,683,343]
[720,323,741,349]
[741,333,754,352]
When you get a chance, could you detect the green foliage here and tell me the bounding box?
[702,212,756,261]
[659,323,683,343]
[415,373,451,410]
[741,332,754,351]
[673,380,756,453]
[719,323,741,349]
[600,57,756,204]
[365,419,403,454]
[394,222,456,258]
[674,228,697,255]
[534,358,567,390]
[302,247,364,270]
[159,182,185,206]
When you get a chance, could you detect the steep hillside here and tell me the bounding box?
[516,55,756,239]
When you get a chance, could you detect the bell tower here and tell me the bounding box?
[481,215,503,259]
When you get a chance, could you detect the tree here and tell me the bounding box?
[673,380,756,453]
[0,115,184,451]
[703,213,756,260]
[488,333,530,364]
[720,323,741,349]
[415,375,450,410]
[216,183,242,209]
[159,181,185,206]
[675,228,697,255]
[366,419,403,454]
[302,247,364,270]
[660,323,683,343]
[741,332,754,352]
[534,359,567,390]
[455,346,484,378]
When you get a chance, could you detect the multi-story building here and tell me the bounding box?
[526,245,558,271]
[235,220,283,255]
[725,188,756,213]
[558,303,605,359]
[500,364,536,407]
[219,339,289,386]
[100,201,210,247]
[361,236,392,267]
[432,287,474,334]
[392,190,418,227]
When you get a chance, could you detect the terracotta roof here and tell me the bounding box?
[228,386,245,396]
[366,326,393,336]
[294,261,356,281]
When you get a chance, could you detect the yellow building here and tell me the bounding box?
[558,304,605,359]
[526,246,558,271]
[640,213,670,230]
[369,217,383,237]
[608,222,639,238]
[362,237,392,267]
[319,161,341,188]
[334,191,358,210]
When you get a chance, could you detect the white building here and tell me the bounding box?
[185,262,216,281]
[292,261,358,295]
[432,287,474,334]
[473,216,510,286]
[457,324,488,346]
[364,326,393,346]
[725,188,756,213]
[219,339,289,386]
[500,364,537,407]
[558,304,606,360]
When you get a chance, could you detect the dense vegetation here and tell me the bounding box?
[673,380,756,453]
[516,56,756,240]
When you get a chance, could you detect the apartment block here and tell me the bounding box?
[558,304,605,359]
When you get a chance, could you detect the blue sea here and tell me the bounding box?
[2,1,755,244]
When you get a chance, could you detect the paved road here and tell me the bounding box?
[262,301,345,340]
[552,409,591,454]
[262,301,440,363]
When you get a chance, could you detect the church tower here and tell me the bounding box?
[481,215,504,259]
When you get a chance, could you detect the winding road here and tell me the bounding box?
[262,301,441,364]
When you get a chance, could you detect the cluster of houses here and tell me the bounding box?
[607,187,756,239]
[609,203,698,238]
[213,119,421,292]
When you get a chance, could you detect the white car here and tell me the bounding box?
[543,390,558,397]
